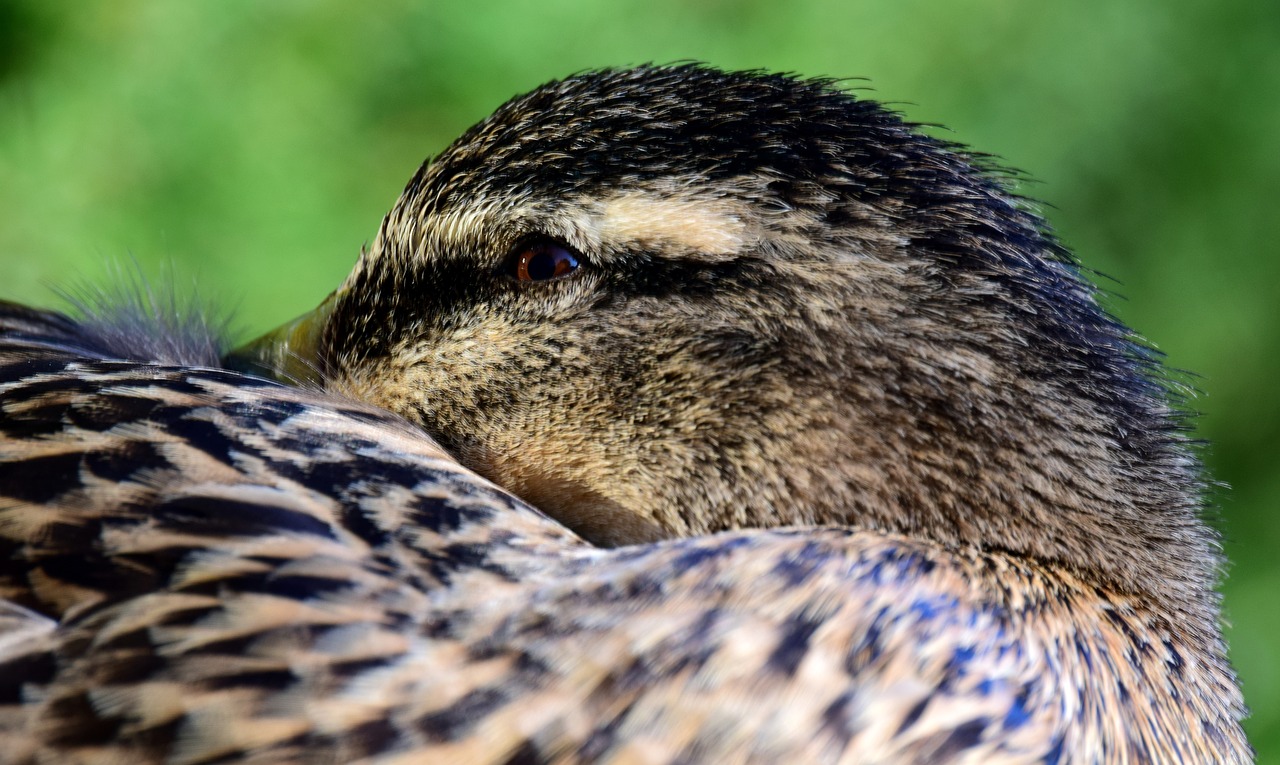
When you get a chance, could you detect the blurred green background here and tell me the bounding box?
[1,0,1276,754]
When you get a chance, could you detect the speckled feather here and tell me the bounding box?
[0,311,1246,763]
[0,65,1253,763]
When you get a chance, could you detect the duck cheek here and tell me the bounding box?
[463,433,669,547]
[520,476,667,547]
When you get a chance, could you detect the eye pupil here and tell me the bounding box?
[516,242,580,282]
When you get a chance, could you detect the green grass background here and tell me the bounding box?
[2,0,1276,754]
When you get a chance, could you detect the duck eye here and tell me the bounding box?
[512,241,581,282]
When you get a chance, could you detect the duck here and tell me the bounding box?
[0,64,1251,763]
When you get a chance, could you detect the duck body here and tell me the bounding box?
[0,65,1252,762]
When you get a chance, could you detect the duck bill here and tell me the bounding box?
[223,289,344,387]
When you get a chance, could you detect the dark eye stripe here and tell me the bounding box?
[513,242,581,282]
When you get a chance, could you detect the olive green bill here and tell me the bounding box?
[222,289,344,387]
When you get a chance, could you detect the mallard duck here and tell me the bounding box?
[0,64,1251,763]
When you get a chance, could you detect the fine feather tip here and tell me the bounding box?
[54,261,235,368]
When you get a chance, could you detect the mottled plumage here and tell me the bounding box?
[0,65,1252,763]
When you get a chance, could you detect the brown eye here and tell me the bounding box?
[513,241,581,282]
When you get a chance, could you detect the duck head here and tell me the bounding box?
[229,64,1217,627]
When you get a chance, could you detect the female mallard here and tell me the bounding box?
[0,64,1251,763]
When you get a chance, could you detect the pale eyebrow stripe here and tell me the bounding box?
[389,188,752,266]
[585,190,750,260]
